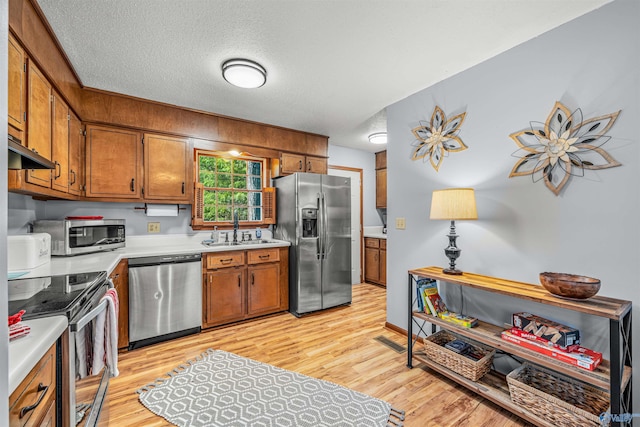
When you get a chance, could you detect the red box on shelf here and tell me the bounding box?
[512,312,580,350]
[501,330,602,371]
[507,327,580,353]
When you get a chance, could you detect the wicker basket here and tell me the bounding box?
[507,363,610,427]
[421,330,495,381]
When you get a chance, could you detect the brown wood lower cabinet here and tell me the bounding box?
[364,237,386,286]
[109,259,129,350]
[203,247,288,328]
[9,343,56,427]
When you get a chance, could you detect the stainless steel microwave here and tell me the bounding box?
[33,219,126,256]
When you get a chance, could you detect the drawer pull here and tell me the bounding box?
[220,258,233,264]
[258,254,270,259]
[19,383,49,418]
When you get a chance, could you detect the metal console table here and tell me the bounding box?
[407,266,632,427]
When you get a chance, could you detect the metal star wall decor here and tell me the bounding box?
[509,101,621,196]
[411,106,467,171]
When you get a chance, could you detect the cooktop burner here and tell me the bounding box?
[8,271,108,320]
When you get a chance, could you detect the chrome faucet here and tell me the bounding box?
[233,211,239,243]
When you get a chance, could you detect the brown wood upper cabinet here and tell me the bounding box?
[143,133,192,203]
[85,127,192,202]
[272,153,328,177]
[8,33,26,140]
[67,112,85,196]
[51,92,70,193]
[375,150,387,209]
[85,124,143,199]
[25,60,53,189]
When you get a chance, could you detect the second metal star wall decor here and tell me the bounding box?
[411,106,467,171]
[508,101,621,196]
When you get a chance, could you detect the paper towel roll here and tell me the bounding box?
[145,204,179,217]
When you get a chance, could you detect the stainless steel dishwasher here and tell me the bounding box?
[128,253,202,349]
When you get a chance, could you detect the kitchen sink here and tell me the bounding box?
[201,239,276,248]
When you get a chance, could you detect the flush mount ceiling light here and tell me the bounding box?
[222,59,267,89]
[368,132,387,144]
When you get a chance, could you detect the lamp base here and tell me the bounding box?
[443,268,463,275]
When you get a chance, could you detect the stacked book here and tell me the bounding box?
[415,278,478,327]
[502,312,602,371]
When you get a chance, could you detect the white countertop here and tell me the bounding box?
[8,316,68,394]
[12,232,291,279]
[363,226,387,240]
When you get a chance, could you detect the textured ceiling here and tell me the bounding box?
[36,0,610,153]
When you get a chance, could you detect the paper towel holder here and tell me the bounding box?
[134,203,187,215]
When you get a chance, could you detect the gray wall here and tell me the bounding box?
[328,144,382,227]
[1,0,10,422]
[8,194,192,236]
[386,0,638,411]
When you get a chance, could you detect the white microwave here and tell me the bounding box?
[33,219,126,256]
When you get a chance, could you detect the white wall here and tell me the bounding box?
[328,144,382,227]
[386,0,639,411]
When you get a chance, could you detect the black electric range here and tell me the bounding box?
[8,271,109,321]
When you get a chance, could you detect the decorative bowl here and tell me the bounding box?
[539,272,601,299]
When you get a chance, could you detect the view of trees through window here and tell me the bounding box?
[198,154,264,223]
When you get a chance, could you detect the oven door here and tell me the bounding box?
[66,283,112,427]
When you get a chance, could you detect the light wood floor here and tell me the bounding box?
[98,283,531,426]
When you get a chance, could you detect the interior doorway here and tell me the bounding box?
[328,166,363,284]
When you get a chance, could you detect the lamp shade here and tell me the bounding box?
[430,188,478,220]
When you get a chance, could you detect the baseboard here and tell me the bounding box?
[384,321,425,343]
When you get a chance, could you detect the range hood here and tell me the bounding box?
[7,134,55,170]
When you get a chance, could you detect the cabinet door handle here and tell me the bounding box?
[54,161,61,178]
[251,273,255,285]
[307,161,311,171]
[238,275,241,287]
[130,178,135,192]
[298,160,302,170]
[182,182,185,194]
[70,170,76,185]
[19,383,49,418]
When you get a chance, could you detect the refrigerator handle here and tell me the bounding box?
[317,193,322,259]
[321,191,328,259]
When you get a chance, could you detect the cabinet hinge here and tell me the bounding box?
[82,130,87,136]
[23,112,27,121]
[23,62,26,72]
[67,114,70,121]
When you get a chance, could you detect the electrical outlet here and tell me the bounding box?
[147,222,160,233]
[395,218,406,230]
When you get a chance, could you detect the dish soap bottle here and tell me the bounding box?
[256,228,262,239]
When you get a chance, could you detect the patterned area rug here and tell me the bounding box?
[137,349,404,427]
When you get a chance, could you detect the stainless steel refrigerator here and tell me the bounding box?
[274,173,352,316]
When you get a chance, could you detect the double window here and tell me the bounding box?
[196,152,266,224]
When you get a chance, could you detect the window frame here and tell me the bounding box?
[194,149,269,228]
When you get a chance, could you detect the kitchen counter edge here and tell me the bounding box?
[9,316,68,395]
[16,238,291,278]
